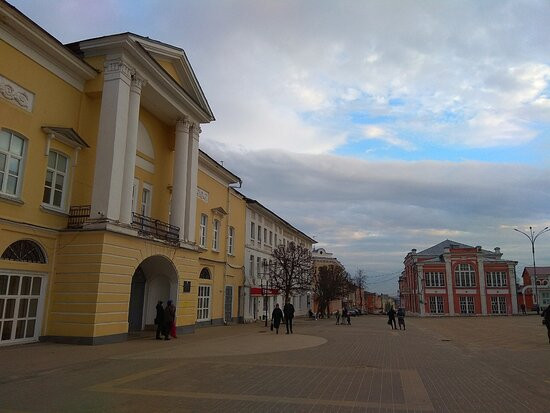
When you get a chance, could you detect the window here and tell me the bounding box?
[199,267,211,280]
[42,151,68,209]
[541,291,550,307]
[269,231,273,245]
[250,222,255,240]
[258,226,262,244]
[228,226,235,255]
[141,184,152,217]
[455,264,476,287]
[256,257,261,277]
[429,296,444,314]
[197,285,211,321]
[249,255,254,277]
[212,219,220,251]
[459,296,475,314]
[491,296,507,314]
[486,271,507,287]
[1,240,46,263]
[425,272,445,287]
[264,228,267,245]
[0,273,44,344]
[0,130,25,197]
[131,179,139,213]
[199,214,208,247]
[274,234,278,246]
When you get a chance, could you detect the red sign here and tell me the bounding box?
[250,287,279,297]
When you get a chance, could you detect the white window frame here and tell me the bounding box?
[0,129,26,198]
[250,222,255,241]
[42,150,70,211]
[429,296,444,314]
[486,271,507,287]
[491,296,507,314]
[249,255,254,277]
[197,285,211,321]
[459,296,475,314]
[141,182,152,217]
[212,219,220,251]
[131,178,139,213]
[227,226,235,255]
[199,214,208,248]
[425,272,445,287]
[0,271,47,346]
[455,264,476,287]
[257,225,262,245]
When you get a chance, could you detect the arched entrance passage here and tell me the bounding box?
[128,255,178,332]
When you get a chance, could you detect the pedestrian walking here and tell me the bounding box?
[346,308,351,325]
[342,307,348,325]
[520,303,527,315]
[283,300,295,334]
[397,307,406,330]
[387,307,397,330]
[154,300,165,340]
[542,305,550,344]
[164,299,177,340]
[272,303,284,334]
[335,309,341,325]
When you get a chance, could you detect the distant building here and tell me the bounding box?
[399,240,518,316]
[312,248,345,314]
[519,267,550,310]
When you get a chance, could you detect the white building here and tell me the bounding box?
[242,198,316,322]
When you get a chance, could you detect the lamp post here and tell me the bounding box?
[514,226,549,314]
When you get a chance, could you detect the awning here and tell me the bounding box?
[42,126,90,148]
[250,287,279,297]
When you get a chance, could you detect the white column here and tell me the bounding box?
[120,75,146,224]
[184,122,200,242]
[91,58,133,221]
[509,264,518,314]
[418,265,425,316]
[170,118,190,236]
[477,257,487,315]
[444,256,455,315]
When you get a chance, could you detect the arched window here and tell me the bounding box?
[455,263,476,287]
[199,268,211,280]
[1,240,47,263]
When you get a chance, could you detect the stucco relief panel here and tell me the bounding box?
[0,75,34,112]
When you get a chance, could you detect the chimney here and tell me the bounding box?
[476,246,482,252]
[411,249,417,254]
[494,247,501,254]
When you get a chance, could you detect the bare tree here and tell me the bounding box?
[354,269,367,310]
[314,265,351,315]
[269,242,313,304]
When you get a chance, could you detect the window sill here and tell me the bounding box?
[0,193,24,205]
[40,204,69,217]
[212,249,220,253]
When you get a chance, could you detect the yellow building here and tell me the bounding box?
[0,1,245,345]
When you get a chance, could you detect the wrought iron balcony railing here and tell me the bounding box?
[67,205,180,244]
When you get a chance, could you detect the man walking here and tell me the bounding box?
[397,307,406,330]
[283,299,295,334]
[154,300,165,340]
[272,303,284,334]
[542,305,550,344]
[387,307,397,330]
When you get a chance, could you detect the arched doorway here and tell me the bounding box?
[128,255,178,332]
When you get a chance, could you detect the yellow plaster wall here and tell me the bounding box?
[155,59,183,87]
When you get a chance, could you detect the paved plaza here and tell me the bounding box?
[0,315,549,412]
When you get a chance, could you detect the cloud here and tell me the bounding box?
[362,125,415,150]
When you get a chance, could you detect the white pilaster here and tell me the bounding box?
[184,122,200,242]
[170,118,191,236]
[509,264,518,314]
[418,265,425,316]
[444,256,455,315]
[120,75,146,224]
[477,257,487,315]
[91,58,133,221]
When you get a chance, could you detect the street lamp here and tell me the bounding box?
[514,226,550,314]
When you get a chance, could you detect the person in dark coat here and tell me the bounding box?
[164,300,176,340]
[542,305,550,344]
[155,300,165,340]
[387,307,397,330]
[272,303,284,334]
[397,307,406,330]
[283,300,295,334]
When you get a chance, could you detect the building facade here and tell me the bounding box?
[242,198,315,322]
[311,248,345,314]
[519,266,550,311]
[0,2,245,345]
[399,240,518,316]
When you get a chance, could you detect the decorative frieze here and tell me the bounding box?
[197,187,209,203]
[0,75,34,112]
[103,59,133,80]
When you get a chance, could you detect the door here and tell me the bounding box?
[224,286,233,322]
[128,268,146,331]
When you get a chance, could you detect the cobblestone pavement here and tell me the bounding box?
[0,315,549,412]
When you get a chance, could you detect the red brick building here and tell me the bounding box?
[399,240,518,316]
[518,267,550,311]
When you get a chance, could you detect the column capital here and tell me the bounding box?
[130,75,147,94]
[104,59,133,81]
[191,122,202,139]
[176,117,191,132]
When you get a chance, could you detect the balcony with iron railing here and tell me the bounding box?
[68,205,180,245]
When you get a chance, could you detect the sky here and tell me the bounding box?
[11,0,550,294]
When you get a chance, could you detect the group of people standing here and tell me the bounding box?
[155,300,177,340]
[335,308,352,325]
[271,301,295,334]
[387,307,406,330]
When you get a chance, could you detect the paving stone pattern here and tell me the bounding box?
[0,315,548,412]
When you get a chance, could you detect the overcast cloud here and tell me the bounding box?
[11,0,550,293]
